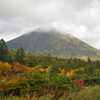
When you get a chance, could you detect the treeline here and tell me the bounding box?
[0,39,100,70]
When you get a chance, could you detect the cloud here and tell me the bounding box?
[0,0,100,50]
[0,17,38,41]
[67,0,94,10]
[76,0,100,27]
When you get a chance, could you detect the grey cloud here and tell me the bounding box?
[0,0,100,50]
[67,0,94,10]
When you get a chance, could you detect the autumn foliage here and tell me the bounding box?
[0,57,100,99]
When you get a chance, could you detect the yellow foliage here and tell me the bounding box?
[66,69,76,79]
[59,68,61,71]
[66,67,84,79]
[95,69,100,71]
[74,67,84,71]
[48,66,50,69]
[7,79,18,83]
[34,65,39,69]
[0,70,1,75]
[61,69,65,73]
[45,68,49,74]
[1,79,6,82]
[59,68,65,76]
[45,66,51,74]
[39,68,45,72]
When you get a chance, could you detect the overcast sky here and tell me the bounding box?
[0,0,100,50]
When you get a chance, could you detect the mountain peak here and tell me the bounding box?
[27,27,72,37]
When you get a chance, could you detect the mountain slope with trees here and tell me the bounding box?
[6,28,100,58]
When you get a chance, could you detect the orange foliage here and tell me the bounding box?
[11,61,28,73]
[0,61,11,75]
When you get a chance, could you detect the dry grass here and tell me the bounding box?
[60,85,100,100]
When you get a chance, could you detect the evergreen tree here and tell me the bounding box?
[87,57,91,63]
[0,39,8,62]
[15,47,25,64]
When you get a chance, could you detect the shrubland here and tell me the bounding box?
[0,58,100,100]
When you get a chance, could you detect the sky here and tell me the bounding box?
[0,0,100,50]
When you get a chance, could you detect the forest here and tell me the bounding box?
[1,39,100,100]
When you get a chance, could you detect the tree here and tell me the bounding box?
[87,57,91,64]
[15,47,25,64]
[27,55,37,67]
[0,39,8,62]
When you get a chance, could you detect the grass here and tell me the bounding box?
[0,94,53,100]
[63,85,100,100]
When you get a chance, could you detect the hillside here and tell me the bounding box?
[6,28,100,58]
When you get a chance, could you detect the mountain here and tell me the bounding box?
[6,28,100,58]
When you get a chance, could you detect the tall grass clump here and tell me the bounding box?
[59,85,100,100]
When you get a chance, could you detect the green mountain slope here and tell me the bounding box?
[6,28,100,58]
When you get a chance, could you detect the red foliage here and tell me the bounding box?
[74,77,85,94]
[2,85,9,92]
[40,87,58,99]
[74,77,84,87]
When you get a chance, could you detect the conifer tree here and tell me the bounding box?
[0,39,8,62]
[15,47,25,64]
[87,57,91,63]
